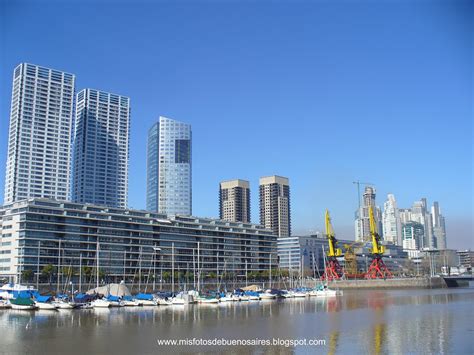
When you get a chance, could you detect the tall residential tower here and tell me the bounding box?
[219,179,250,223]
[72,89,130,208]
[4,63,75,203]
[146,117,192,215]
[355,186,383,242]
[382,194,402,245]
[259,175,291,237]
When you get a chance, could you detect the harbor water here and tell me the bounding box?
[0,287,473,354]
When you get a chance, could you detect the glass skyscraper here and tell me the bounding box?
[146,116,192,215]
[72,89,130,208]
[4,63,75,203]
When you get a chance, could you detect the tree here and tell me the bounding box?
[162,271,171,282]
[22,270,34,282]
[41,264,57,285]
[207,272,217,280]
[82,266,93,282]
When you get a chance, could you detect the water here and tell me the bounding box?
[0,288,473,354]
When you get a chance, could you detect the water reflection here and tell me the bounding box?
[0,288,472,354]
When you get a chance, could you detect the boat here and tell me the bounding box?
[122,295,141,306]
[244,291,260,301]
[171,297,185,305]
[280,290,295,298]
[10,297,37,310]
[218,292,234,302]
[0,299,11,309]
[198,297,219,304]
[158,298,172,305]
[92,299,111,308]
[259,290,277,300]
[0,283,36,300]
[54,299,77,309]
[34,295,58,310]
[136,293,157,306]
[313,284,342,297]
[292,288,309,298]
[107,295,124,307]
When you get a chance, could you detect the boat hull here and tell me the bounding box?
[35,302,57,310]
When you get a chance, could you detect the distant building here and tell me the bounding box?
[146,117,192,215]
[411,199,434,249]
[382,194,402,245]
[355,186,382,242]
[457,250,473,268]
[72,89,130,208]
[402,222,424,251]
[4,63,75,204]
[259,175,291,237]
[431,201,447,249]
[219,179,250,223]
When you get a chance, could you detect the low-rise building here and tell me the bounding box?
[0,199,277,284]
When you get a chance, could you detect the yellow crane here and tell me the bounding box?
[322,210,343,280]
[365,206,392,279]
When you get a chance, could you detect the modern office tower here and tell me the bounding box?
[146,117,192,215]
[399,208,412,224]
[382,194,402,245]
[431,201,447,249]
[3,63,75,204]
[259,175,291,237]
[219,179,250,223]
[355,186,382,242]
[72,89,130,208]
[402,222,424,251]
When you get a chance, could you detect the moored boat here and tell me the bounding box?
[10,297,37,310]
[92,299,111,308]
[34,295,58,310]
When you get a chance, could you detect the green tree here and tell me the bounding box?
[22,270,34,282]
[162,271,171,282]
[82,266,93,282]
[41,264,57,285]
[207,272,217,280]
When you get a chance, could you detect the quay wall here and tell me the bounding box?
[323,277,447,289]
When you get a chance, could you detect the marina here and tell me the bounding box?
[0,287,472,354]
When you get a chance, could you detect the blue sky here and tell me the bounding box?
[1,0,472,248]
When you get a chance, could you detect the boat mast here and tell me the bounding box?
[79,253,82,293]
[245,259,248,287]
[57,239,61,294]
[138,246,142,293]
[197,242,200,292]
[193,248,196,290]
[36,240,41,290]
[172,242,175,293]
[96,240,99,289]
[269,253,272,289]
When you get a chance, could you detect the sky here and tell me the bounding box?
[0,0,472,249]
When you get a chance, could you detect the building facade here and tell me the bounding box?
[146,117,192,216]
[4,63,75,204]
[411,199,434,250]
[402,222,424,251]
[219,179,250,223]
[72,89,130,208]
[355,186,382,242]
[259,175,291,237]
[431,201,447,249]
[0,199,277,284]
[382,194,402,245]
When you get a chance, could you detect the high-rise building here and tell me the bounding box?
[382,194,402,245]
[219,179,250,223]
[402,222,424,250]
[355,186,382,242]
[411,199,435,249]
[146,116,192,215]
[4,63,75,203]
[259,175,291,237]
[72,89,130,208]
[431,201,447,249]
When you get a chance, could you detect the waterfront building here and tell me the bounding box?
[411,199,434,249]
[146,117,192,216]
[0,199,276,284]
[4,63,75,204]
[431,201,447,249]
[72,89,130,208]
[382,194,402,246]
[355,186,382,242]
[259,175,291,237]
[219,179,250,223]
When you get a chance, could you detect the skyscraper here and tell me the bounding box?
[219,179,250,223]
[411,199,434,249]
[146,116,192,215]
[355,186,382,242]
[382,194,402,245]
[431,201,447,249]
[4,63,75,203]
[259,175,291,237]
[72,89,130,208]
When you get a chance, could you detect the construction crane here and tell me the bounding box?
[365,206,392,279]
[322,210,343,280]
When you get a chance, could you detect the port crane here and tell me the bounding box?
[365,206,392,279]
[322,210,344,280]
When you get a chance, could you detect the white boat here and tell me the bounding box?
[0,300,11,309]
[0,283,36,300]
[9,298,37,310]
[231,294,240,302]
[171,297,185,305]
[54,300,76,309]
[313,285,342,297]
[108,300,124,307]
[92,299,111,308]
[198,297,219,304]
[259,292,276,300]
[281,291,295,298]
[122,299,141,307]
[239,295,250,301]
[293,291,308,298]
[158,298,173,306]
[35,301,58,310]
